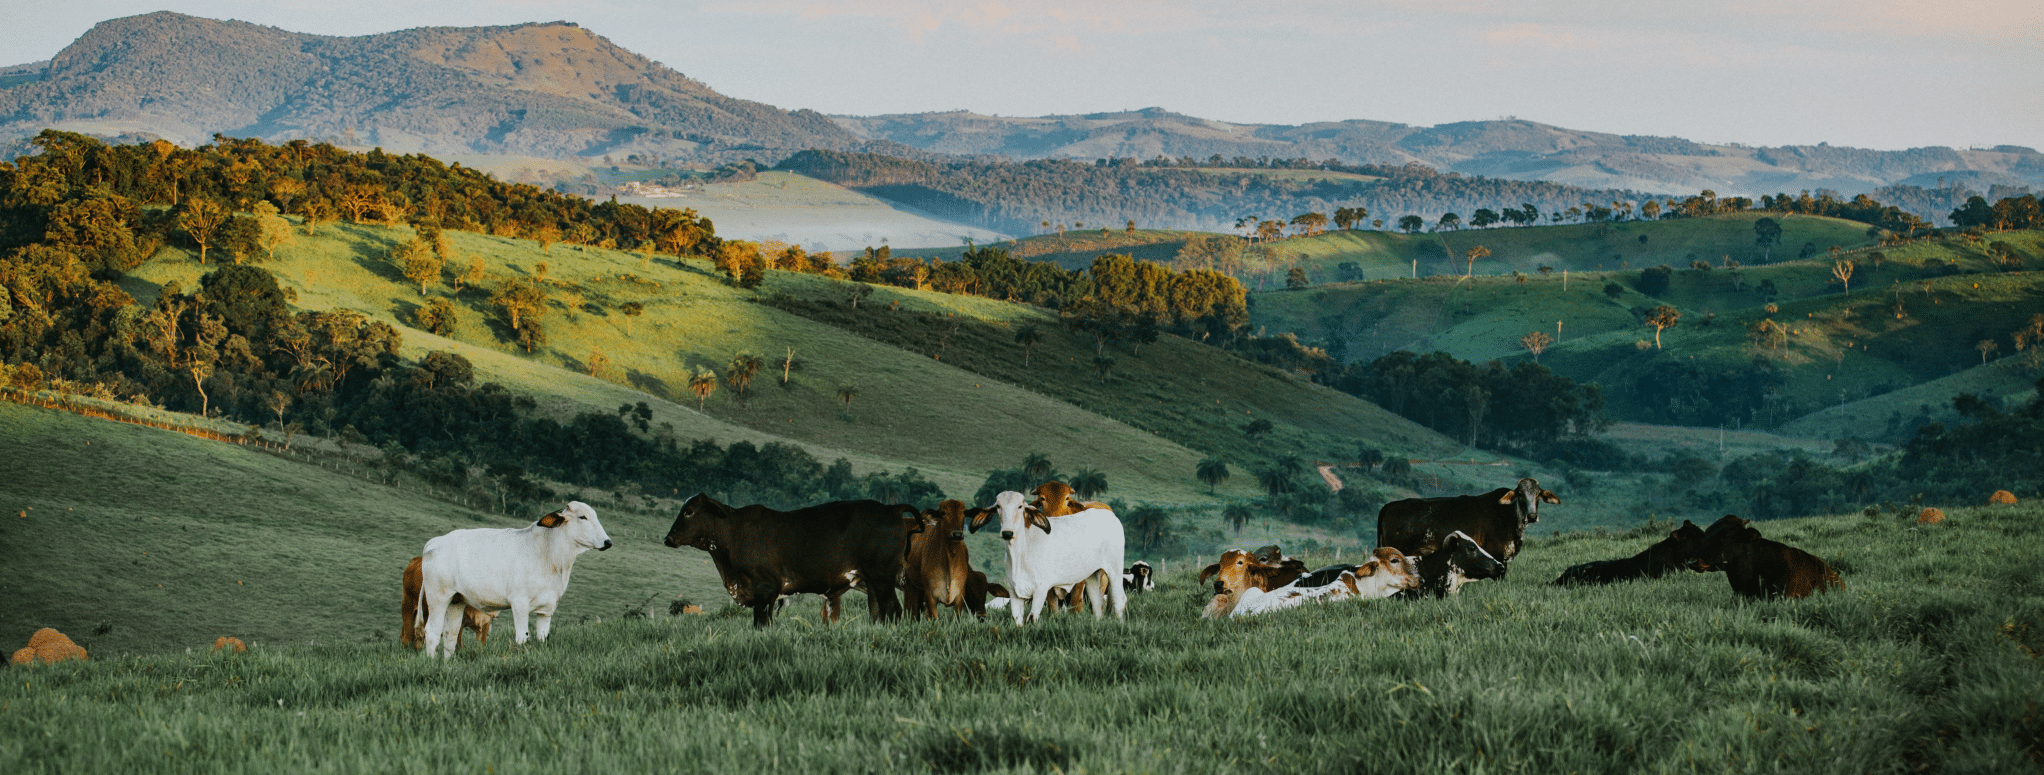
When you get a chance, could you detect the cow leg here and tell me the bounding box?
[421,591,455,659]
[531,603,555,642]
[869,579,901,623]
[1085,571,1108,620]
[1108,571,1129,621]
[435,601,466,658]
[1026,591,1050,624]
[508,599,534,645]
[822,592,843,624]
[902,586,928,621]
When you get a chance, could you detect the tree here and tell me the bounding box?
[1014,324,1044,368]
[1092,354,1116,383]
[1949,196,1995,228]
[727,352,764,399]
[1021,453,1056,485]
[1644,305,1682,349]
[1753,217,1783,262]
[1255,465,1295,507]
[1243,418,1273,441]
[1285,266,1309,289]
[1437,212,1462,231]
[176,197,230,265]
[1470,208,1500,229]
[1637,265,1673,297]
[1604,282,1625,300]
[490,279,546,331]
[1222,503,1253,534]
[586,346,610,377]
[1832,259,1855,295]
[1519,330,1553,362]
[1070,468,1108,500]
[1289,212,1327,237]
[1977,339,1999,364]
[394,237,442,294]
[1333,206,1367,230]
[1195,456,1231,494]
[253,201,295,257]
[1464,245,1490,279]
[415,297,458,335]
[619,301,644,335]
[453,256,485,292]
[689,367,719,409]
[834,384,860,414]
[1397,215,1425,234]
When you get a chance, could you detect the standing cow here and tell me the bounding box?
[902,500,986,620]
[1377,477,1558,565]
[969,490,1127,623]
[415,501,613,659]
[663,494,920,627]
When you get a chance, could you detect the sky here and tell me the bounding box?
[3,1,2039,152]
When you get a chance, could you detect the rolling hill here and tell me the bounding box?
[0,12,862,161]
[834,108,2044,207]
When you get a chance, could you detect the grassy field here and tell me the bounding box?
[6,449,2036,773]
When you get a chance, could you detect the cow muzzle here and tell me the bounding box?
[599,540,614,551]
[1000,530,1015,541]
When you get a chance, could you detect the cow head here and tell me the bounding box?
[1252,544,1287,564]
[972,490,1050,542]
[664,493,730,551]
[1354,547,1423,596]
[537,501,613,551]
[1127,561,1154,591]
[1686,515,1758,572]
[1208,549,1261,597]
[1498,477,1560,524]
[1029,481,1088,517]
[1645,520,1709,573]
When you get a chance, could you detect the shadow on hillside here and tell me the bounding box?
[625,369,670,398]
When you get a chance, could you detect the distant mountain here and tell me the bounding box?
[832,108,2044,200]
[0,12,864,161]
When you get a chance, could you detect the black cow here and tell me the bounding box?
[1684,515,1844,599]
[1377,477,1557,564]
[1553,520,1707,586]
[662,494,920,627]
[1402,531,1508,598]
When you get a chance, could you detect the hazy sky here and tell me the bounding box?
[5,1,2039,152]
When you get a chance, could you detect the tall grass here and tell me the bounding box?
[7,503,2037,773]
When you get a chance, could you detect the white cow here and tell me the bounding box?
[416,501,613,658]
[969,490,1127,624]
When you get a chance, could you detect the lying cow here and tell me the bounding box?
[1685,515,1843,599]
[1378,477,1557,563]
[1404,530,1508,598]
[1229,548,1420,617]
[1552,520,1707,586]
[969,490,1127,623]
[400,556,492,652]
[663,494,920,627]
[1123,561,1155,593]
[415,502,613,658]
[1200,549,1311,618]
[966,570,1009,618]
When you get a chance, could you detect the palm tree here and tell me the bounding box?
[688,367,717,410]
[726,352,764,399]
[1256,466,1296,507]
[1070,468,1108,500]
[1092,355,1116,382]
[1222,503,1254,535]
[1021,453,1055,485]
[1195,457,1231,494]
[1125,505,1170,553]
[1014,325,1044,368]
[835,384,859,414]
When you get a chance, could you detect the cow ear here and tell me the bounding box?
[1497,491,1516,505]
[536,510,568,528]
[1066,496,1085,513]
[1030,510,1053,534]
[966,508,995,533]
[1541,490,1560,504]
[1358,562,1378,577]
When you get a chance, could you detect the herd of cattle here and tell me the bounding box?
[400,477,1844,658]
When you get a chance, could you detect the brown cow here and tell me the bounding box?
[1198,549,1310,618]
[401,555,493,651]
[1377,477,1557,566]
[1552,520,1708,586]
[1685,515,1843,599]
[902,500,990,620]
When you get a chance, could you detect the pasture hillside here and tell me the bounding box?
[4,494,2036,773]
[0,401,729,660]
[122,216,1470,506]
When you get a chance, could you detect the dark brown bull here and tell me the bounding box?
[1685,515,1844,599]
[662,494,921,627]
[902,500,991,620]
[1377,477,1558,566]
[1552,520,1708,586]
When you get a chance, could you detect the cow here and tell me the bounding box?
[968,490,1127,623]
[1377,477,1557,565]
[1552,520,1708,586]
[663,494,922,627]
[903,500,987,620]
[1685,515,1843,599]
[1123,561,1155,593]
[401,555,493,651]
[416,501,612,659]
[964,570,1009,619]
[1198,551,1308,595]
[1229,548,1421,617]
[1403,530,1508,598]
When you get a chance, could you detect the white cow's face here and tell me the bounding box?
[540,501,614,551]
[975,490,1050,542]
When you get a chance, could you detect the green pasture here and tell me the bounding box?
[6,457,2036,772]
